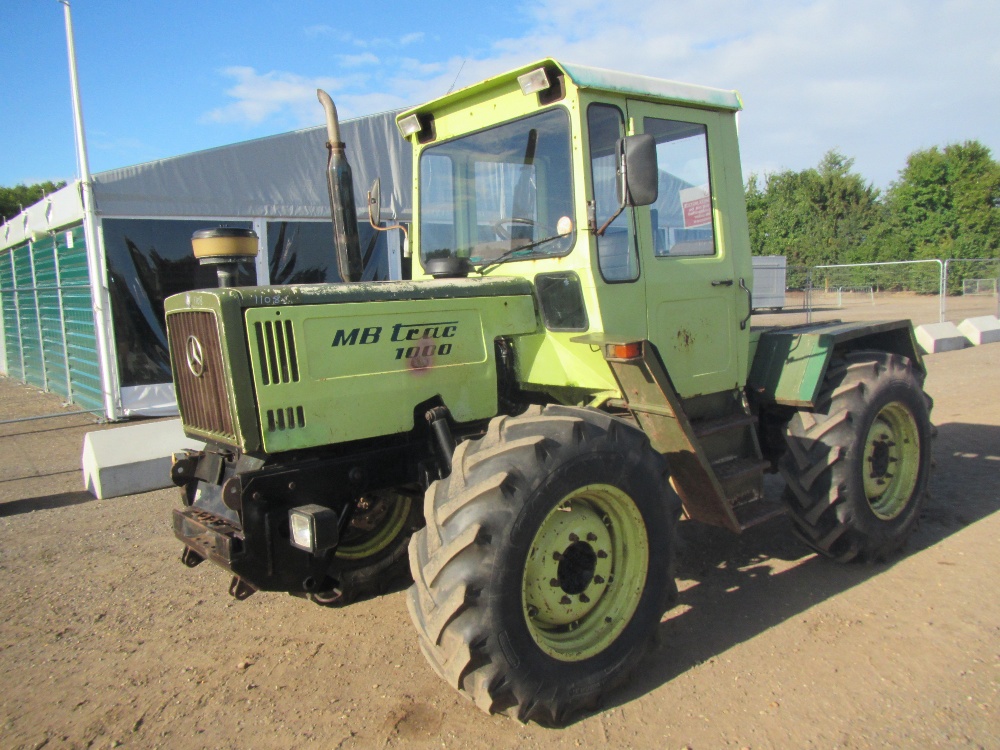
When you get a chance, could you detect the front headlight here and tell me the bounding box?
[288,504,339,554]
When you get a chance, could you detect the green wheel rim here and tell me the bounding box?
[862,401,921,520]
[336,493,411,560]
[521,484,649,661]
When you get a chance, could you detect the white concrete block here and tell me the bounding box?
[82,419,205,499]
[957,315,1000,346]
[914,322,967,354]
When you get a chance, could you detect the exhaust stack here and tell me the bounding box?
[317,90,363,282]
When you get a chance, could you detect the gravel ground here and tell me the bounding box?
[0,342,997,750]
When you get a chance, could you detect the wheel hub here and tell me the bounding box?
[862,402,921,520]
[523,501,613,625]
[557,541,598,595]
[521,484,649,661]
[336,492,411,560]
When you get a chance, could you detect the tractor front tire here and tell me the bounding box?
[309,489,422,606]
[407,405,680,725]
[780,351,933,562]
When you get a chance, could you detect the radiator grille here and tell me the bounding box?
[253,319,300,385]
[167,311,236,441]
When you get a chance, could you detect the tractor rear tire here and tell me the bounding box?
[407,405,680,725]
[779,351,933,562]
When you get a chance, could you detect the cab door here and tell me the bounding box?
[626,99,749,398]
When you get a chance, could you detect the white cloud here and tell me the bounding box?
[338,52,380,68]
[334,92,411,120]
[202,67,351,126]
[212,1,999,186]
[419,0,1000,186]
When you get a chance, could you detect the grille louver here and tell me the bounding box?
[254,319,300,385]
[265,405,306,432]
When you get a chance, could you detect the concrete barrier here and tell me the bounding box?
[82,419,204,499]
[914,322,967,354]
[958,315,1000,346]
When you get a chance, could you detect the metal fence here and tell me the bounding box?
[0,225,104,412]
[943,258,1000,321]
[752,258,999,328]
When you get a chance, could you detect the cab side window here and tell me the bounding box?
[588,104,638,281]
[644,117,716,257]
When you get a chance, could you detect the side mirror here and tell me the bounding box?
[616,134,658,207]
[365,176,410,246]
[367,177,382,227]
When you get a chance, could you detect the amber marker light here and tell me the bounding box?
[606,342,643,360]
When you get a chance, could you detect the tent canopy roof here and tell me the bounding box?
[2,109,411,252]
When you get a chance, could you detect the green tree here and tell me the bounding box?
[879,141,1000,262]
[745,150,882,268]
[0,181,67,224]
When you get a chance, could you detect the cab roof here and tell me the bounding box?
[399,58,743,125]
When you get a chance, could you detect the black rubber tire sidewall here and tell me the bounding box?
[487,439,672,699]
[838,371,932,548]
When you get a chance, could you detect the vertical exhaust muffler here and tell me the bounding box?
[317,90,363,282]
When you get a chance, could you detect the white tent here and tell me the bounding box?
[0,111,412,419]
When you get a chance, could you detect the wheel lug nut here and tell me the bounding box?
[596,550,608,559]
[586,532,598,542]
[593,575,605,584]
[579,593,590,603]
[568,533,579,542]
[549,578,561,587]
[552,551,563,561]
[560,595,571,605]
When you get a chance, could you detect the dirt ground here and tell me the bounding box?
[1,343,998,750]
[752,289,999,329]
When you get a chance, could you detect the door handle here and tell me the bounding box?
[739,278,752,330]
[711,279,734,286]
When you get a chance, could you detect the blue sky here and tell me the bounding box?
[3,0,998,191]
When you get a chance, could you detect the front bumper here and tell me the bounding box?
[170,438,420,596]
[173,506,245,569]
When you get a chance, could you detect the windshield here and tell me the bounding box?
[418,108,575,270]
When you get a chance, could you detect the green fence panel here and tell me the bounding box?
[33,235,71,398]
[13,245,44,389]
[57,226,103,412]
[0,249,22,380]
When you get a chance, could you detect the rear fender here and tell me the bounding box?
[748,320,923,409]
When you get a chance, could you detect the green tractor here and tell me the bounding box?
[166,59,933,724]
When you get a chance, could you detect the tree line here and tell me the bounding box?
[0,182,67,225]
[745,141,1000,273]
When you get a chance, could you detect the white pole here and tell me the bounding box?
[60,0,120,420]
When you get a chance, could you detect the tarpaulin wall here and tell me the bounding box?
[101,217,391,395]
[0,109,411,419]
[0,225,104,412]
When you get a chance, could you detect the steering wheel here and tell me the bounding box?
[493,216,545,241]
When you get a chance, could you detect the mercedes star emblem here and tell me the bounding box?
[186,335,205,378]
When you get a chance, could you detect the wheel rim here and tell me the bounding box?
[862,401,921,520]
[336,492,411,560]
[521,484,649,661]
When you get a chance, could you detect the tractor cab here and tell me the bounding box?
[399,59,753,401]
